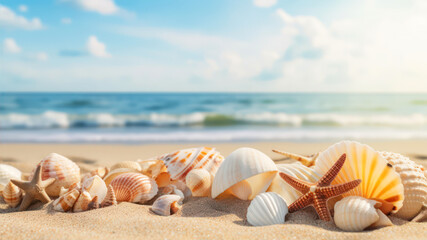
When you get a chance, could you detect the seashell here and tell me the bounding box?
[87,196,100,210]
[2,181,22,208]
[111,161,141,172]
[334,196,393,232]
[59,182,81,197]
[314,141,404,214]
[81,167,110,183]
[151,194,182,216]
[81,175,107,204]
[0,164,22,186]
[267,162,321,205]
[211,147,278,200]
[157,147,224,182]
[155,172,171,188]
[73,190,92,212]
[247,192,288,226]
[103,168,140,186]
[380,151,427,220]
[53,189,80,212]
[171,180,192,200]
[185,169,212,197]
[101,185,117,207]
[138,159,167,178]
[29,153,80,197]
[110,173,158,204]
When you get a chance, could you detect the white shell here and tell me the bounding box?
[0,164,22,186]
[2,181,22,208]
[211,147,278,200]
[334,196,393,232]
[380,152,427,220]
[151,194,182,216]
[81,175,107,204]
[247,192,288,226]
[185,169,212,197]
[53,189,80,212]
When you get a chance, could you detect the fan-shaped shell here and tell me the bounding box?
[334,196,393,232]
[101,185,117,208]
[110,173,158,203]
[29,153,80,197]
[380,152,427,220]
[247,192,288,226]
[211,147,278,200]
[103,168,140,186]
[2,181,22,208]
[151,194,182,216]
[314,141,404,213]
[81,175,107,204]
[0,164,22,186]
[53,189,80,212]
[111,161,141,172]
[158,147,224,182]
[186,169,212,197]
[268,162,321,205]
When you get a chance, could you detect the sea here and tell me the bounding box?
[1,92,427,143]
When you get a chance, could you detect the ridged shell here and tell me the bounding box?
[0,164,22,186]
[101,185,117,207]
[2,181,22,208]
[103,168,139,186]
[53,189,80,212]
[380,152,427,220]
[151,194,182,216]
[334,196,393,232]
[158,147,224,182]
[247,192,288,226]
[81,175,107,204]
[185,169,212,197]
[211,147,278,200]
[73,190,92,212]
[110,173,158,203]
[267,162,321,205]
[314,141,404,213]
[30,153,81,197]
[111,161,141,172]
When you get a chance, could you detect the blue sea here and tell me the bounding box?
[1,93,427,143]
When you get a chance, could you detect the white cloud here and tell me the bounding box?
[3,38,21,53]
[253,0,277,8]
[61,18,72,24]
[72,0,120,15]
[86,35,111,58]
[0,4,42,30]
[35,52,48,61]
[18,5,28,12]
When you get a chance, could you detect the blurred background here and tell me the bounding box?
[1,0,427,143]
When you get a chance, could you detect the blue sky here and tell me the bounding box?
[1,0,427,92]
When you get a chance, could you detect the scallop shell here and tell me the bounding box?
[334,196,393,232]
[380,152,427,220]
[185,169,212,197]
[73,190,92,212]
[0,164,22,186]
[81,175,107,204]
[211,147,278,200]
[29,153,81,197]
[103,168,140,186]
[267,162,322,205]
[158,147,224,182]
[111,161,141,172]
[247,192,288,226]
[2,181,22,208]
[101,185,117,207]
[314,141,404,214]
[110,173,158,203]
[53,189,80,212]
[151,194,182,216]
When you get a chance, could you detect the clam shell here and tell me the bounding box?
[81,175,107,204]
[73,190,92,212]
[53,189,80,212]
[380,152,427,220]
[101,185,117,207]
[211,148,278,200]
[0,164,22,186]
[334,196,393,232]
[151,194,182,216]
[185,169,212,197]
[29,153,81,197]
[2,181,22,208]
[103,168,140,186]
[247,192,288,226]
[111,161,141,172]
[110,173,158,204]
[314,141,404,213]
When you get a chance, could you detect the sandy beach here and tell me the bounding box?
[1,141,426,240]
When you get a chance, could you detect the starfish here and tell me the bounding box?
[279,153,361,221]
[11,165,56,211]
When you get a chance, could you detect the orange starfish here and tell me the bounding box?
[279,153,361,221]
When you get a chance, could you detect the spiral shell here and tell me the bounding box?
[247,192,288,226]
[111,161,141,172]
[81,175,107,204]
[53,189,80,212]
[110,173,158,203]
[151,194,182,216]
[0,164,22,186]
[2,181,22,208]
[73,190,92,212]
[185,169,212,197]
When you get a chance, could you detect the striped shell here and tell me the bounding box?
[101,185,117,207]
[2,181,22,208]
[247,192,288,226]
[110,173,158,203]
[334,196,393,232]
[81,175,107,204]
[0,164,22,186]
[111,161,141,172]
[53,189,80,212]
[211,148,278,200]
[314,141,404,214]
[73,190,92,212]
[185,169,212,197]
[103,168,140,186]
[30,153,81,197]
[380,152,427,220]
[158,147,224,182]
[151,194,182,216]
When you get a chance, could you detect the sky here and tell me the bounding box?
[1,0,427,92]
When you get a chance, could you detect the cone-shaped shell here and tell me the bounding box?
[81,175,107,204]
[29,153,80,197]
[314,141,404,213]
[2,181,22,208]
[247,192,288,226]
[151,194,182,216]
[380,151,427,220]
[334,196,393,232]
[53,189,80,212]
[211,148,278,200]
[158,147,224,182]
[103,168,140,186]
[111,161,141,172]
[73,190,92,212]
[110,173,158,204]
[186,169,212,197]
[101,185,117,207]
[0,164,22,186]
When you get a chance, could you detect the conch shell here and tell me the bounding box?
[53,189,80,212]
[151,194,182,216]
[2,181,22,208]
[110,173,158,203]
[247,192,288,226]
[185,169,212,197]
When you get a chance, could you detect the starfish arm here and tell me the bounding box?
[19,194,34,211]
[279,172,313,194]
[10,179,30,191]
[288,193,314,213]
[272,149,314,166]
[313,197,331,221]
[41,178,56,188]
[317,154,347,187]
[35,190,51,203]
[32,165,43,184]
[319,179,361,199]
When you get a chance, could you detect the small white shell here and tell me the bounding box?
[111,161,141,172]
[0,164,22,186]
[81,175,107,204]
[247,192,288,226]
[185,169,212,197]
[2,181,22,208]
[53,189,80,212]
[151,194,182,216]
[110,172,158,204]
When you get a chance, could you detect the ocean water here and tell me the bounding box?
[1,92,427,143]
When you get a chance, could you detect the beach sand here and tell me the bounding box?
[1,141,426,240]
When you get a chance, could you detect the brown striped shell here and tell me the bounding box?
[53,189,80,212]
[110,173,158,204]
[2,181,22,208]
[101,185,117,207]
[185,169,212,197]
